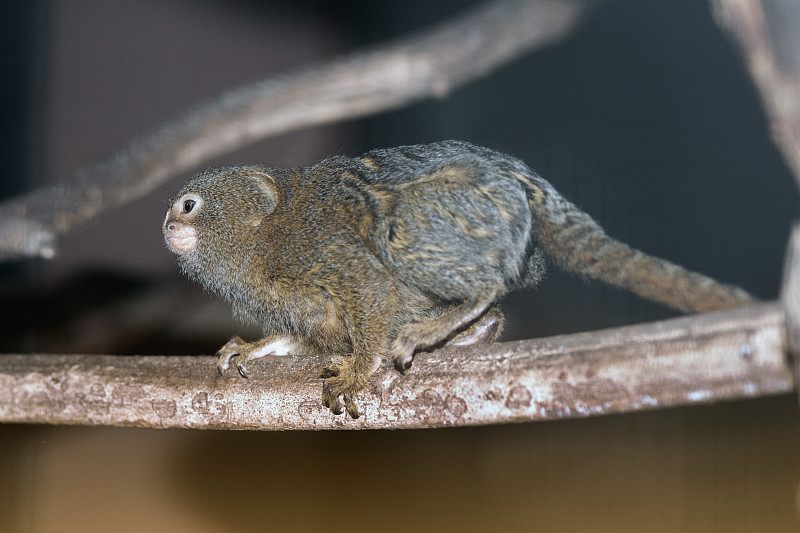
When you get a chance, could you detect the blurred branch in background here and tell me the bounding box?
[712,0,800,186]
[0,0,597,261]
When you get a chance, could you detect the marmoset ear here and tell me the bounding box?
[243,170,279,226]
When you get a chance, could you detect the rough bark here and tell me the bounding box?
[0,303,789,430]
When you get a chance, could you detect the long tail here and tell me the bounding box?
[517,173,755,313]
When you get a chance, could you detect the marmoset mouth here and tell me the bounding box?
[163,220,197,255]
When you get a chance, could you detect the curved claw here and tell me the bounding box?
[236,358,249,379]
[342,394,360,419]
[321,380,343,415]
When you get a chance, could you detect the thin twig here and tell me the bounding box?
[0,0,597,261]
[0,302,789,430]
[711,0,800,187]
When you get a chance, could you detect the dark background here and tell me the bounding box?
[1,1,799,531]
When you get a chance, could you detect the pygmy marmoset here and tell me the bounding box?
[163,140,753,418]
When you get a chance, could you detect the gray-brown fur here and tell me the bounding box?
[163,140,754,418]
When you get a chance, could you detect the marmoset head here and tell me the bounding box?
[163,166,278,262]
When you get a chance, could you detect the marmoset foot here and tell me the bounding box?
[216,334,297,377]
[320,356,361,418]
[320,354,381,418]
[443,308,503,347]
[390,301,502,373]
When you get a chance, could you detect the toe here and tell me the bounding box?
[321,381,343,415]
[343,394,360,419]
[216,352,234,376]
[215,336,244,377]
[393,354,413,374]
[390,336,416,374]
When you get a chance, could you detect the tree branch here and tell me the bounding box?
[2,0,797,431]
[711,0,800,188]
[781,223,800,396]
[0,0,597,261]
[0,302,789,430]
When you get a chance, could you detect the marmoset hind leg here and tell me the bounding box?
[319,298,395,418]
[443,306,504,347]
[390,291,500,372]
[320,296,503,417]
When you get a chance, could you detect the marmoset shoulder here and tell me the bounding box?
[163,140,754,418]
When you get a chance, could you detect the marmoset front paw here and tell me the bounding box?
[216,335,298,378]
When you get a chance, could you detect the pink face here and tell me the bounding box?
[163,192,203,256]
